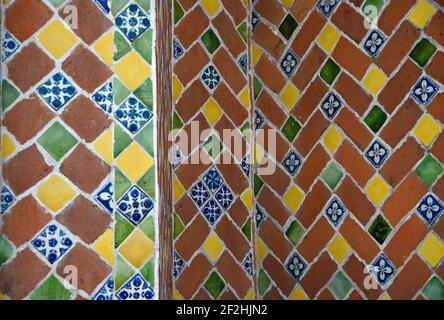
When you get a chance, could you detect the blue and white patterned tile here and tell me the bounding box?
[93,82,113,113]
[242,252,254,277]
[370,253,396,286]
[251,11,261,32]
[93,277,114,300]
[37,72,77,111]
[94,182,114,214]
[201,65,221,91]
[94,0,111,14]
[116,4,150,42]
[201,198,223,226]
[255,110,265,130]
[115,96,153,135]
[1,185,16,214]
[320,91,343,120]
[411,76,440,106]
[282,150,302,176]
[215,184,235,210]
[416,194,443,227]
[255,204,266,228]
[365,140,390,169]
[116,185,154,226]
[172,144,184,169]
[190,181,211,208]
[286,252,308,281]
[363,29,387,58]
[116,274,155,300]
[2,32,20,62]
[31,223,74,264]
[280,49,299,78]
[173,251,185,278]
[238,53,248,76]
[241,155,251,177]
[203,166,224,194]
[317,0,340,17]
[324,197,347,227]
[173,38,184,60]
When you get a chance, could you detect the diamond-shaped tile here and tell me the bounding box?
[323,126,344,154]
[284,185,304,213]
[2,32,20,62]
[203,98,222,125]
[281,116,302,142]
[116,185,154,226]
[365,140,390,168]
[38,122,78,162]
[363,66,388,96]
[31,222,74,264]
[318,23,340,53]
[94,182,114,214]
[282,150,302,176]
[201,199,223,226]
[215,184,234,210]
[408,0,437,29]
[93,277,114,300]
[368,215,392,244]
[238,53,248,75]
[115,51,151,91]
[418,234,444,267]
[280,49,299,77]
[423,276,444,300]
[280,83,300,111]
[203,166,224,193]
[201,29,221,54]
[201,65,221,91]
[286,252,308,281]
[201,0,221,17]
[115,96,153,135]
[317,0,340,17]
[204,271,225,299]
[411,76,439,106]
[37,20,79,59]
[95,0,111,14]
[371,254,396,286]
[116,4,151,42]
[320,58,340,85]
[322,162,343,190]
[410,38,437,67]
[203,232,224,262]
[203,134,224,159]
[365,176,392,206]
[416,194,443,226]
[413,114,441,147]
[37,73,77,111]
[119,229,154,268]
[320,92,343,119]
[363,29,387,58]
[279,14,298,40]
[37,175,77,213]
[116,274,155,300]
[30,275,72,300]
[329,272,352,300]
[252,11,261,31]
[255,204,266,227]
[328,235,351,264]
[1,186,16,214]
[364,105,387,133]
[255,110,265,130]
[286,220,305,246]
[116,142,154,182]
[243,252,254,277]
[2,80,21,111]
[325,197,347,227]
[93,82,113,113]
[173,251,186,278]
[416,155,443,188]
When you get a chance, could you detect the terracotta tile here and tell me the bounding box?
[217,154,249,194]
[426,11,444,47]
[432,134,444,164]
[290,0,317,23]
[379,0,416,35]
[219,289,238,300]
[292,45,326,91]
[213,11,246,57]
[175,151,211,189]
[335,108,373,151]
[263,254,295,297]
[290,9,326,58]
[258,186,290,226]
[1,196,51,247]
[57,244,111,295]
[335,141,374,187]
[5,0,52,42]
[216,215,250,262]
[380,138,424,187]
[175,214,209,260]
[174,194,198,226]
[213,48,247,94]
[216,252,251,298]
[252,23,286,61]
[255,55,286,94]
[61,95,111,143]
[296,144,329,192]
[60,0,112,45]
[214,83,248,126]
[348,290,364,300]
[256,91,287,128]
[259,219,292,263]
[176,254,211,299]
[317,288,335,300]
[334,73,372,116]
[3,145,52,195]
[220,0,246,26]
[382,173,427,227]
[331,3,367,44]
[437,258,444,280]
[7,43,55,92]
[193,288,211,300]
[175,80,210,123]
[227,198,249,227]
[57,195,112,244]
[174,44,209,87]
[340,216,379,264]
[263,286,285,300]
[3,94,54,144]
[337,176,375,225]
[300,252,336,299]
[292,77,328,124]
[429,93,444,123]
[60,144,110,194]
[254,0,286,26]
[385,215,428,267]
[376,21,419,75]
[176,113,210,157]
[433,176,444,208]
[0,248,50,300]
[62,45,113,93]
[297,181,331,228]
[332,37,372,80]
[298,216,334,263]
[427,51,444,86]
[294,110,329,156]
[259,164,291,196]
[349,0,365,7]
[175,5,209,49]
[343,254,383,299]
[177,0,197,10]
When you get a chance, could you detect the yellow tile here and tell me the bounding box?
[323,126,344,154]
[0,293,9,300]
[37,175,77,212]
[116,142,154,182]
[173,75,183,103]
[257,238,268,264]
[365,176,391,206]
[380,293,391,300]
[289,287,309,300]
[413,114,441,147]
[174,290,184,300]
[93,229,114,265]
[318,23,341,53]
[284,185,304,213]
[174,176,186,202]
[254,143,265,166]
[239,87,251,110]
[115,51,151,91]
[37,20,78,59]
[203,232,224,262]
[418,233,444,267]
[252,44,263,65]
[93,31,113,66]
[92,129,113,165]
[245,290,255,300]
[2,134,16,160]
[201,0,221,17]
[280,83,300,111]
[119,229,154,269]
[281,0,295,8]
[328,235,351,264]
[409,0,437,29]
[203,98,222,125]
[363,66,388,96]
[241,188,253,211]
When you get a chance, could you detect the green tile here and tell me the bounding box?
[410,38,437,67]
[204,271,225,299]
[204,134,224,159]
[329,272,352,300]
[135,120,154,156]
[48,0,66,8]
[135,0,150,11]
[0,236,13,266]
[201,29,221,54]
[38,122,78,161]
[254,174,264,196]
[141,258,155,286]
[173,112,184,131]
[134,78,153,110]
[114,31,132,62]
[423,276,444,300]
[281,116,301,142]
[2,80,20,111]
[114,124,133,158]
[237,22,247,43]
[364,105,387,133]
[115,169,131,201]
[112,0,129,16]
[115,254,135,290]
[321,162,344,190]
[368,215,392,244]
[242,219,252,242]
[31,275,72,300]
[253,76,263,99]
[241,122,250,142]
[140,215,155,240]
[134,29,153,65]
[416,155,443,188]
[286,220,305,246]
[362,0,385,14]
[137,166,156,200]
[113,77,131,105]
[258,269,271,296]
[174,0,184,24]
[320,58,340,85]
[115,212,135,248]
[174,213,185,239]
[279,14,298,40]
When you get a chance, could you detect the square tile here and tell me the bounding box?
[320,92,343,119]
[317,0,340,17]
[116,274,155,300]
[411,76,439,106]
[416,194,443,226]
[286,252,308,281]
[324,197,347,227]
[37,72,77,111]
[280,49,299,77]
[370,254,396,286]
[115,96,153,135]
[201,65,221,91]
[282,150,303,176]
[365,140,390,168]
[1,186,16,214]
[363,29,387,58]
[31,222,74,264]
[116,185,154,226]
[116,4,151,42]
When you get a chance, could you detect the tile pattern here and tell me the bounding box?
[252,0,443,300]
